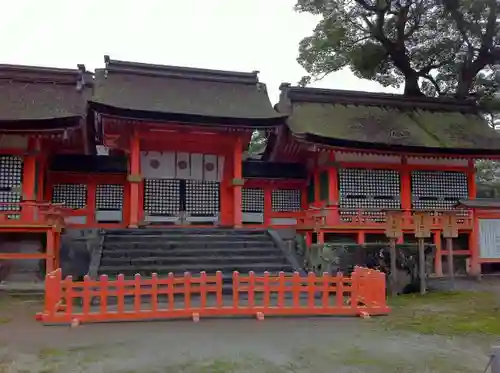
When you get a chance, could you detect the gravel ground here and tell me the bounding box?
[0,277,497,373]
[0,304,494,372]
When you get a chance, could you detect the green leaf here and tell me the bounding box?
[295,0,500,99]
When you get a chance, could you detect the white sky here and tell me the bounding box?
[1,0,401,103]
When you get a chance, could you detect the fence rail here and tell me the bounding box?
[297,207,473,230]
[37,267,389,325]
[0,201,65,226]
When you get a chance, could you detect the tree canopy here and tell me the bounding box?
[295,0,500,101]
[246,130,268,158]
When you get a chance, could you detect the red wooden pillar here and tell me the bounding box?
[128,131,141,228]
[22,138,37,201]
[87,181,97,226]
[313,171,320,203]
[301,185,308,209]
[357,231,365,244]
[327,152,339,224]
[468,159,480,275]
[318,230,325,244]
[233,137,243,228]
[21,138,38,222]
[36,154,47,201]
[327,153,339,203]
[220,155,232,226]
[305,231,312,247]
[398,158,411,247]
[46,229,56,274]
[468,159,477,199]
[400,157,412,215]
[264,185,272,227]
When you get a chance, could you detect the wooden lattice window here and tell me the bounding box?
[242,188,264,213]
[272,189,301,212]
[51,184,88,209]
[411,170,468,210]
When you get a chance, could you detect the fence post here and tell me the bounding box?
[377,270,388,306]
[43,269,60,318]
[232,272,240,310]
[350,267,360,309]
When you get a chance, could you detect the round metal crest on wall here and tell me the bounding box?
[149,159,160,169]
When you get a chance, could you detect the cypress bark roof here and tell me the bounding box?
[0,64,91,127]
[277,85,500,154]
[90,56,285,127]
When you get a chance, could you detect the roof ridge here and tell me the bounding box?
[0,63,92,87]
[104,55,260,85]
[279,84,479,113]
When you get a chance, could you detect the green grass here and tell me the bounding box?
[330,346,477,373]
[378,290,500,335]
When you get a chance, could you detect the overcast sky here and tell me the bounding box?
[2,0,401,103]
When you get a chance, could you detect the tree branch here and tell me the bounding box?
[354,0,390,12]
[422,74,442,95]
[396,5,410,46]
[482,0,497,49]
[418,59,454,76]
[442,0,473,51]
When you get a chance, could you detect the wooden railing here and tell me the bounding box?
[0,201,65,273]
[36,267,389,325]
[0,201,65,228]
[297,207,474,230]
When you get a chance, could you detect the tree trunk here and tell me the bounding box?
[456,69,475,99]
[403,74,423,96]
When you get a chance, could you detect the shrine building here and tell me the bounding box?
[1,57,500,282]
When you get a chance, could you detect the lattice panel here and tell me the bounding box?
[339,168,401,223]
[96,184,124,210]
[411,171,468,210]
[186,180,220,216]
[339,168,400,199]
[272,189,301,212]
[0,191,21,211]
[0,156,23,189]
[144,179,180,215]
[52,184,88,209]
[242,188,264,213]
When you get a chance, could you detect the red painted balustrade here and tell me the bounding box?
[36,267,389,325]
[297,206,473,230]
[0,201,65,227]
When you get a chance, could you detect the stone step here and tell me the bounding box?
[94,271,299,280]
[93,271,303,295]
[104,234,271,243]
[80,274,314,301]
[101,246,282,259]
[102,240,276,251]
[100,254,288,267]
[98,263,295,276]
[104,228,268,236]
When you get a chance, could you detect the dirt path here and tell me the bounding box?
[0,297,494,373]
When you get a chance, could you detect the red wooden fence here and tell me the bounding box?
[36,267,390,325]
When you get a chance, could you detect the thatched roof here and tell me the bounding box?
[277,85,500,154]
[90,56,285,127]
[0,64,91,131]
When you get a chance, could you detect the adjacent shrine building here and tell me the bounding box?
[1,57,500,278]
[273,85,500,276]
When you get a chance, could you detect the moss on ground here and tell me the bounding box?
[378,290,500,335]
[330,346,477,373]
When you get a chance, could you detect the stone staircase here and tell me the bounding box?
[97,228,298,285]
